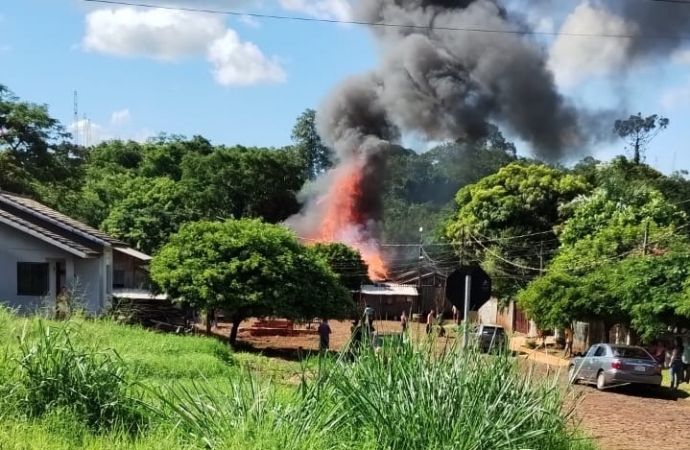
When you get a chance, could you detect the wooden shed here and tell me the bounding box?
[358,283,418,320]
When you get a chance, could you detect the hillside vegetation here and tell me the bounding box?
[0,308,595,450]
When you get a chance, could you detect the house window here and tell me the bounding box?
[17,262,49,296]
[113,270,125,288]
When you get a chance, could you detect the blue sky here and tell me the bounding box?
[0,0,689,174]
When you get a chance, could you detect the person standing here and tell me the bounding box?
[426,309,435,335]
[318,318,332,354]
[400,311,408,332]
[452,305,459,325]
[564,327,574,358]
[669,337,684,389]
[683,338,690,383]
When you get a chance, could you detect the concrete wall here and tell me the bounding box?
[0,223,106,315]
[74,258,105,314]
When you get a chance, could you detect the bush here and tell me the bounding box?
[7,322,145,432]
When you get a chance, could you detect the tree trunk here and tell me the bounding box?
[206,309,213,335]
[229,315,242,348]
[603,321,614,344]
[633,138,640,164]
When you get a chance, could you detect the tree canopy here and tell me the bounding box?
[444,162,590,298]
[150,219,353,345]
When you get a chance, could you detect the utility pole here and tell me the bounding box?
[463,272,471,349]
[643,220,650,256]
[538,240,544,275]
[417,227,423,316]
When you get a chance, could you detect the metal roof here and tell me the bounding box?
[360,283,418,296]
[112,289,167,300]
[114,246,152,261]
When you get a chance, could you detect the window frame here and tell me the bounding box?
[17,262,50,297]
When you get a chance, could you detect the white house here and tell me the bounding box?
[0,191,159,314]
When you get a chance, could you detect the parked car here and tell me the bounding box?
[473,324,506,352]
[568,343,662,390]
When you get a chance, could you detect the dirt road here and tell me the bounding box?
[572,383,690,450]
[218,319,690,450]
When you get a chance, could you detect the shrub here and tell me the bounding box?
[8,322,145,432]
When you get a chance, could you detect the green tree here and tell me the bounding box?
[0,84,83,194]
[613,113,669,164]
[101,177,194,254]
[291,108,332,180]
[518,179,689,340]
[150,219,353,346]
[181,146,304,222]
[444,162,590,298]
[308,243,370,290]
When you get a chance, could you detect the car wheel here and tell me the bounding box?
[596,371,606,390]
[568,365,578,384]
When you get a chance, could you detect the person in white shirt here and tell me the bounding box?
[682,338,690,383]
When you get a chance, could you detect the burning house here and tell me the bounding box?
[358,283,418,319]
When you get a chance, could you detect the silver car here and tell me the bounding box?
[568,343,662,390]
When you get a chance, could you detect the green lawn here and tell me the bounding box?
[0,308,598,450]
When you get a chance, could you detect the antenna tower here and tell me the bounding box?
[73,90,79,146]
[82,113,91,147]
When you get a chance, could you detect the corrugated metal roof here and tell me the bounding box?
[0,209,99,258]
[112,289,167,300]
[0,192,125,246]
[361,283,418,296]
[114,246,152,261]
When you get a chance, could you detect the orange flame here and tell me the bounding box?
[302,160,388,281]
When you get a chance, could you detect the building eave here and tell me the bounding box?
[0,193,114,247]
[0,214,93,259]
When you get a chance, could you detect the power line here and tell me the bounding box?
[83,0,690,41]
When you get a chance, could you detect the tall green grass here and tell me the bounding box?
[0,308,596,450]
[152,336,595,450]
[3,322,145,432]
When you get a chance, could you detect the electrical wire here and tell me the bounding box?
[83,0,690,41]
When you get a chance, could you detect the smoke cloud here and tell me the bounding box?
[550,0,690,86]
[288,0,688,277]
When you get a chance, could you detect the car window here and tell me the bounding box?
[584,346,597,357]
[611,346,654,360]
[594,346,606,357]
[481,326,497,334]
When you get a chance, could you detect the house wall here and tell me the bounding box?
[0,223,105,314]
[73,258,105,314]
[113,252,150,289]
[359,294,415,319]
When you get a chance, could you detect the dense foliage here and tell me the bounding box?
[4,81,690,342]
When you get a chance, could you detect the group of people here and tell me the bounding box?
[647,337,690,389]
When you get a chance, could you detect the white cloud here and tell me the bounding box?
[671,48,690,66]
[110,109,131,125]
[68,118,154,147]
[207,30,286,86]
[82,6,286,86]
[548,2,637,87]
[82,7,226,61]
[278,0,352,21]
[661,79,690,111]
[239,15,261,28]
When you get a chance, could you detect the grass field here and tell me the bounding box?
[0,308,597,450]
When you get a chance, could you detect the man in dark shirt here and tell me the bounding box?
[318,318,332,353]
